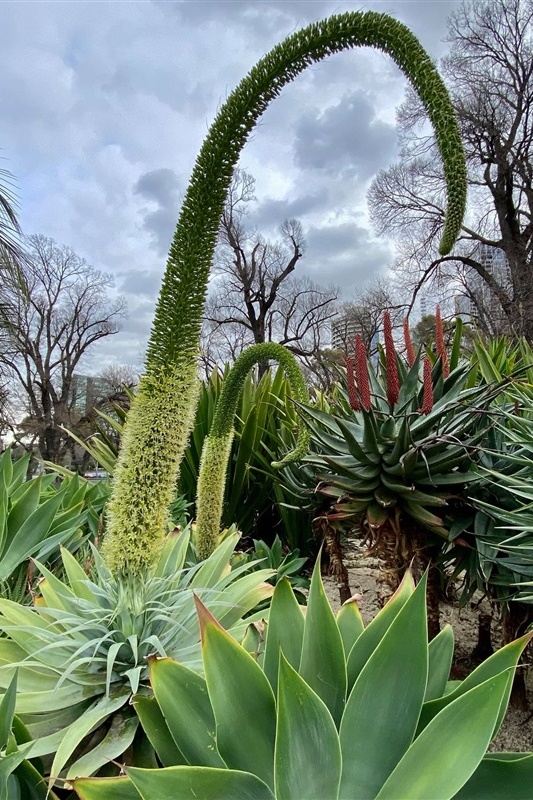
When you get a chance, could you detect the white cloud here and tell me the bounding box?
[1,0,458,367]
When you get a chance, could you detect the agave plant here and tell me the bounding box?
[74,564,533,800]
[302,315,504,635]
[71,366,315,553]
[100,10,466,581]
[0,531,273,785]
[232,535,310,606]
[0,449,105,602]
[195,342,309,559]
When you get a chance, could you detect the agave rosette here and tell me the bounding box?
[74,564,533,800]
[0,530,273,784]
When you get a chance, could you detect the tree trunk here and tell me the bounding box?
[369,521,441,638]
[471,611,494,663]
[315,517,352,604]
[502,603,533,711]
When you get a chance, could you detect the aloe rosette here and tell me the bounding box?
[301,318,506,632]
[74,565,533,800]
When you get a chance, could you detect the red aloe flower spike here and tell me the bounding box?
[346,355,360,411]
[435,305,450,378]
[403,318,416,367]
[354,335,371,411]
[419,355,434,414]
[383,311,400,406]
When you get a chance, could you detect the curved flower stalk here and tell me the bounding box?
[104,10,468,576]
[195,343,309,560]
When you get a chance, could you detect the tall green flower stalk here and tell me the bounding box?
[104,11,467,577]
[195,343,309,560]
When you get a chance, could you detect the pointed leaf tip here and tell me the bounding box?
[193,592,226,645]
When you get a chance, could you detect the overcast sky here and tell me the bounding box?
[1,0,460,369]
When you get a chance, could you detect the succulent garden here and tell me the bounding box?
[2,8,533,800]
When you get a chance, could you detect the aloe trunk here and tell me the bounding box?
[103,11,467,577]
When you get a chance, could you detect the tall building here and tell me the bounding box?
[70,374,113,416]
[461,244,511,332]
[331,308,380,354]
[331,311,362,350]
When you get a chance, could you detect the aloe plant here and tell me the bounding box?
[0,532,274,785]
[103,10,467,578]
[302,316,503,634]
[74,566,533,800]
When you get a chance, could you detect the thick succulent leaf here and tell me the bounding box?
[346,571,415,691]
[148,657,224,768]
[375,672,509,800]
[263,578,304,692]
[190,533,239,587]
[5,478,41,535]
[28,564,79,613]
[425,624,454,702]
[323,419,365,459]
[59,548,101,603]
[419,632,532,735]
[397,358,423,408]
[49,690,130,783]
[299,559,346,726]
[15,684,102,715]
[0,491,63,580]
[0,750,31,797]
[339,574,428,800]
[322,455,380,481]
[153,527,191,578]
[367,502,390,528]
[336,599,364,658]
[214,569,275,630]
[453,753,533,800]
[8,757,56,800]
[275,655,341,800]
[401,498,447,535]
[0,603,72,668]
[128,766,275,800]
[0,672,17,748]
[132,694,185,767]
[66,712,139,780]
[74,776,140,800]
[199,602,276,788]
[0,449,14,490]
[19,720,88,759]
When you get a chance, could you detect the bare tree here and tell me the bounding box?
[369,0,533,340]
[0,235,127,464]
[203,169,338,371]
[334,277,407,357]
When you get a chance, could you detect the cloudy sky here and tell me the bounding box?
[1,0,460,369]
